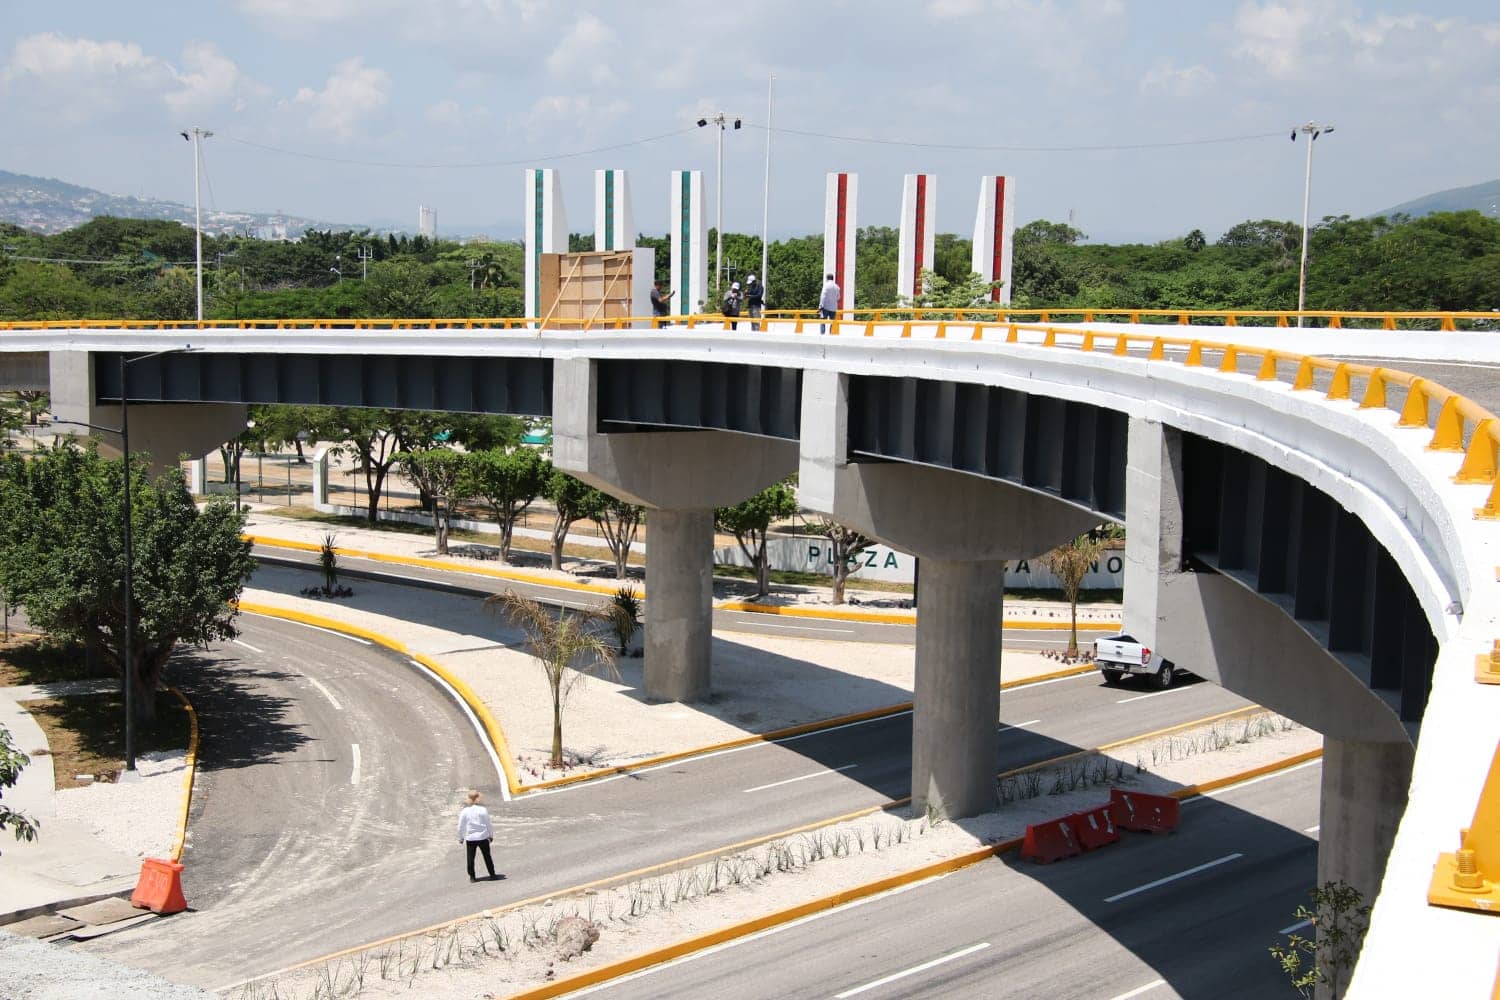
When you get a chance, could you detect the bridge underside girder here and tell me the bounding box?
[596,359,801,440]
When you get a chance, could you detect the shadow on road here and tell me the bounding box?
[171,650,311,771]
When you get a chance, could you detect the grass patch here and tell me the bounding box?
[0,636,112,687]
[18,690,190,789]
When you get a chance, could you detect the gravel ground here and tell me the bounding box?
[52,750,187,862]
[0,930,217,999]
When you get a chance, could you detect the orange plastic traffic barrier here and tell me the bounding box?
[1021,816,1083,864]
[1109,788,1181,834]
[131,857,187,915]
[1073,804,1120,851]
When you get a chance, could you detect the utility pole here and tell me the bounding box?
[358,244,373,280]
[697,112,742,295]
[760,74,774,306]
[180,127,213,322]
[1291,122,1335,329]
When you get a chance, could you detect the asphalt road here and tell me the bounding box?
[253,546,1084,649]
[584,762,1323,1000]
[81,565,1253,987]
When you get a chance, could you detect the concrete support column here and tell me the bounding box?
[187,457,206,495]
[911,559,1005,820]
[1318,738,1415,911]
[312,447,330,509]
[643,509,714,703]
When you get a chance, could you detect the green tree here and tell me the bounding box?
[1,723,40,854]
[1268,881,1370,999]
[544,471,606,572]
[715,481,798,598]
[459,447,548,563]
[361,259,436,318]
[395,447,468,554]
[809,519,876,604]
[486,591,619,768]
[597,496,644,580]
[0,443,254,720]
[1038,532,1106,656]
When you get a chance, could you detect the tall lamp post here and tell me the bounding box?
[697,112,742,296]
[55,346,196,776]
[1291,121,1335,329]
[179,128,214,323]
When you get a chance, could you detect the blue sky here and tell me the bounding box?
[2,1,1496,242]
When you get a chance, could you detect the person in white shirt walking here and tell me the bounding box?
[457,790,497,882]
[818,274,841,334]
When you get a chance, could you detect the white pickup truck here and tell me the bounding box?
[1093,633,1178,689]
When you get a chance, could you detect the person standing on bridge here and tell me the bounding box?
[745,273,764,330]
[650,281,674,323]
[723,281,743,330]
[818,274,841,334]
[457,790,498,882]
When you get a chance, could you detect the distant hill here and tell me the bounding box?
[1374,179,1500,221]
[0,168,356,239]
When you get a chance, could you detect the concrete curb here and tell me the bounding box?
[718,598,1121,631]
[234,601,523,796]
[165,686,198,864]
[503,747,1326,1000]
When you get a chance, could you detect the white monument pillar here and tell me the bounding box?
[972,175,1016,305]
[822,172,858,312]
[897,173,937,303]
[669,170,707,315]
[594,169,635,251]
[524,167,569,322]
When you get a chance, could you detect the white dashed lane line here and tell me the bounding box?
[1108,980,1166,1000]
[350,743,362,785]
[998,719,1041,732]
[308,678,343,711]
[729,619,856,634]
[1115,685,1194,704]
[834,942,992,998]
[743,764,858,794]
[1103,853,1243,903]
[233,638,264,653]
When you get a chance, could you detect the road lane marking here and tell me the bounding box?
[1104,853,1243,903]
[1192,759,1322,798]
[1108,980,1166,1000]
[350,743,361,785]
[1305,824,1320,834]
[308,678,343,711]
[406,659,511,802]
[731,619,857,634]
[744,764,858,794]
[280,619,373,644]
[1015,672,1096,690]
[233,638,264,653]
[1116,686,1194,704]
[833,942,991,998]
[998,719,1041,732]
[1279,918,1314,935]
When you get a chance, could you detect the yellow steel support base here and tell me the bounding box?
[1430,742,1500,913]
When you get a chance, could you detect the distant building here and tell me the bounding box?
[418,205,436,239]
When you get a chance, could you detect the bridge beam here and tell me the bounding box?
[49,351,247,481]
[800,369,1096,820]
[552,358,797,702]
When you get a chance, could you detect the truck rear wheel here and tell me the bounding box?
[1154,662,1176,690]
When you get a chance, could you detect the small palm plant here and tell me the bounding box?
[319,532,340,595]
[606,587,642,655]
[487,591,619,769]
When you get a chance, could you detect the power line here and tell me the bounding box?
[1,252,196,266]
[741,123,1287,153]
[220,125,697,170]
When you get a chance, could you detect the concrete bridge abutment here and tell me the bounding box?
[799,369,1098,819]
[551,358,798,702]
[1124,416,1414,922]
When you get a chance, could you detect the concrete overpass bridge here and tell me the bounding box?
[1,314,1496,996]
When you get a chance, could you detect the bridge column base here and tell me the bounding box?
[912,559,1005,821]
[643,509,714,703]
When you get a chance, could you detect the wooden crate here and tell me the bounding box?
[539,250,635,327]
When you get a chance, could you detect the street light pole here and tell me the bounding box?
[697,112,741,295]
[1292,121,1334,329]
[180,127,214,323]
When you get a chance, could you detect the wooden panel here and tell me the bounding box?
[538,250,635,327]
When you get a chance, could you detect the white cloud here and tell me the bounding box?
[1139,61,1216,98]
[234,0,388,36]
[518,94,629,138]
[285,58,391,140]
[425,99,491,129]
[544,15,617,86]
[1,32,172,114]
[165,41,269,114]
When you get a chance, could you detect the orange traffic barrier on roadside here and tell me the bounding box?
[131,857,187,915]
[1021,816,1082,864]
[1109,788,1181,834]
[1073,805,1120,851]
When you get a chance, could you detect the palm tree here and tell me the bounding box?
[1038,531,1107,657]
[486,591,619,768]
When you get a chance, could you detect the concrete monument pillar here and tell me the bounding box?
[669,170,707,315]
[594,169,635,252]
[972,175,1016,305]
[823,172,858,313]
[524,167,568,322]
[897,173,937,303]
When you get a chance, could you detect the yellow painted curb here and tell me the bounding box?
[503,746,1325,1000]
[165,685,198,864]
[717,599,1120,631]
[234,601,523,796]
[514,663,1097,794]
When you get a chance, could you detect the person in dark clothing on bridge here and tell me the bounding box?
[745,273,764,330]
[650,281,674,322]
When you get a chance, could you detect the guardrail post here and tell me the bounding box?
[1081,331,1095,352]
[1455,419,1497,484]
[1360,369,1388,409]
[1225,314,1238,327]
[1383,315,1397,331]
[1276,314,1289,327]
[1256,352,1278,381]
[1218,345,1238,372]
[1328,315,1343,329]
[1399,379,1429,427]
[1177,312,1189,325]
[863,319,875,337]
[1292,358,1315,390]
[1184,342,1203,366]
[1148,338,1165,361]
[1430,396,1464,451]
[1005,324,1018,343]
[900,321,912,338]
[1441,315,1457,332]
[1043,327,1058,347]
[1113,335,1130,356]
[935,322,947,340]
[1327,363,1353,401]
